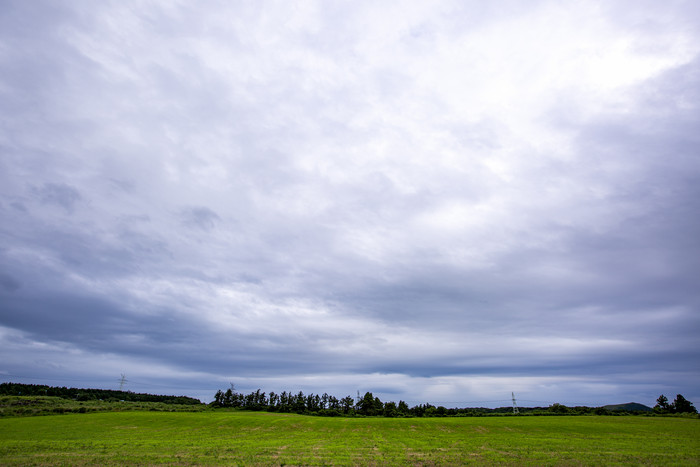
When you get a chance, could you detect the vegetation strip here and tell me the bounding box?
[0,383,201,405]
[211,386,696,417]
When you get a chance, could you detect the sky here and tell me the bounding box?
[1,0,699,408]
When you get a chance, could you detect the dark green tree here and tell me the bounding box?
[383,401,398,417]
[340,396,354,414]
[293,391,306,413]
[548,403,570,414]
[328,395,340,410]
[214,390,224,406]
[279,391,289,412]
[224,388,234,406]
[357,392,380,415]
[654,394,670,414]
[670,394,696,414]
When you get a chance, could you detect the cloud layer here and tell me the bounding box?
[1,0,699,406]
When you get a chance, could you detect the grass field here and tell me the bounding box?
[0,395,206,418]
[1,411,698,465]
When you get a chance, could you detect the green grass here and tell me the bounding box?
[0,411,698,465]
[0,395,206,418]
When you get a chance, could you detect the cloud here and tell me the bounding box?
[33,183,82,213]
[1,0,699,406]
[0,273,21,292]
[179,206,221,231]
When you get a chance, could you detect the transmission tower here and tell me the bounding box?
[119,374,128,391]
[512,392,519,414]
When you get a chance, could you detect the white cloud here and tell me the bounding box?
[1,0,699,406]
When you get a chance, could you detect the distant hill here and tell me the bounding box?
[600,402,652,412]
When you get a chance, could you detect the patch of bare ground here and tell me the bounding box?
[272,444,288,459]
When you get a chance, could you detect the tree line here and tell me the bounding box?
[212,387,696,417]
[0,382,202,405]
[653,394,697,414]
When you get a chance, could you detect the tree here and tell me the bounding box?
[214,390,224,407]
[383,401,398,417]
[549,403,570,414]
[293,391,306,413]
[224,388,234,407]
[268,391,278,409]
[305,393,320,412]
[358,392,379,415]
[340,396,354,414]
[654,394,670,414]
[670,394,697,414]
[656,394,669,409]
[373,395,384,415]
[279,391,289,412]
[328,395,339,410]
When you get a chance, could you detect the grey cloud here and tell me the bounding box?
[10,202,27,212]
[179,206,221,231]
[108,178,135,193]
[1,0,699,407]
[33,183,82,213]
[0,273,21,292]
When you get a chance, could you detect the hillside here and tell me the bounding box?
[600,402,652,412]
[0,395,208,418]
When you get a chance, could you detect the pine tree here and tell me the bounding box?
[670,394,697,414]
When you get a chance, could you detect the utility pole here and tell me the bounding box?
[512,392,519,414]
[119,374,128,391]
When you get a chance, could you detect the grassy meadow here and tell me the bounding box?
[0,395,207,418]
[1,410,699,465]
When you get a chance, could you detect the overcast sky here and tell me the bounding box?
[1,0,699,407]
